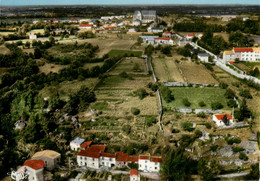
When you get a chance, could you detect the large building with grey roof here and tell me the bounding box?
[133,10,157,24]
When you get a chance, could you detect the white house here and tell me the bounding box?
[138,155,162,173]
[162,31,172,37]
[77,150,101,169]
[128,27,138,33]
[223,48,260,62]
[147,27,163,33]
[186,33,195,40]
[100,153,116,167]
[154,37,173,46]
[20,160,45,181]
[139,35,159,45]
[79,24,93,29]
[70,137,85,151]
[198,53,209,62]
[29,34,37,40]
[130,169,140,181]
[212,114,233,127]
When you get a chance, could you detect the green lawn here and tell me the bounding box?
[162,87,229,109]
[241,62,260,69]
[91,102,110,110]
[108,50,142,57]
[96,75,126,88]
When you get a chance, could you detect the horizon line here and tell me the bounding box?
[1,3,260,7]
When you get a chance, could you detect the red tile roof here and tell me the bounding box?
[80,141,92,149]
[233,48,253,52]
[79,24,92,27]
[154,38,171,40]
[23,160,45,170]
[101,153,116,158]
[130,169,138,176]
[116,152,129,162]
[151,157,162,163]
[78,150,100,158]
[214,114,232,120]
[104,26,116,29]
[187,33,195,37]
[87,145,106,153]
[139,155,150,160]
[228,61,235,64]
[163,31,171,34]
[128,156,139,162]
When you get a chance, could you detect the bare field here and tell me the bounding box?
[165,57,185,82]
[177,61,218,84]
[152,57,171,82]
[0,31,15,36]
[0,45,11,54]
[39,63,68,74]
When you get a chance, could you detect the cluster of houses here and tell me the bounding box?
[11,150,61,181]
[139,35,174,47]
[70,137,162,173]
[223,47,260,62]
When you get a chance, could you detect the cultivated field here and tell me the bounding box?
[177,61,218,84]
[39,62,68,74]
[162,87,229,109]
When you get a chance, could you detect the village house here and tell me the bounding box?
[51,19,59,23]
[186,33,195,40]
[79,24,93,29]
[14,120,26,130]
[70,19,78,23]
[29,34,37,40]
[70,137,85,151]
[32,150,61,170]
[178,39,192,46]
[100,153,116,167]
[139,35,159,45]
[212,114,233,127]
[130,169,140,181]
[162,31,172,37]
[223,48,260,62]
[198,53,209,63]
[128,27,138,33]
[77,150,101,169]
[19,160,45,181]
[138,155,162,172]
[147,27,163,33]
[154,37,173,46]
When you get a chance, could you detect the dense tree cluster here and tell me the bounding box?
[226,18,260,35]
[173,21,225,32]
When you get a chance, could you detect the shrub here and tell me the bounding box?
[172,128,180,133]
[211,102,223,110]
[181,122,194,132]
[195,130,202,138]
[146,117,157,127]
[198,101,206,107]
[227,137,241,145]
[219,82,228,89]
[225,89,236,99]
[131,107,140,115]
[197,112,206,118]
[239,89,252,99]
[183,98,191,107]
[147,82,158,92]
[227,99,236,108]
[210,145,219,152]
[232,146,245,153]
[160,85,174,103]
[239,152,248,160]
[205,123,212,129]
[119,71,129,78]
[133,88,148,100]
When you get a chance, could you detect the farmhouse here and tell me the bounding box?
[186,33,195,40]
[212,114,233,127]
[29,34,37,39]
[70,137,85,151]
[130,169,140,181]
[79,24,93,29]
[22,160,45,181]
[198,53,209,63]
[223,47,260,62]
[32,150,61,170]
[148,27,163,33]
[133,10,157,23]
[138,155,162,172]
[154,37,173,46]
[162,31,172,37]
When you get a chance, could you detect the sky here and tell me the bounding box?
[1,0,259,6]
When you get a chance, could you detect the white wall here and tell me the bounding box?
[138,159,160,172]
[25,167,44,181]
[100,157,116,167]
[77,156,100,169]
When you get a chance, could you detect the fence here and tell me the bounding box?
[163,81,217,87]
[174,107,222,114]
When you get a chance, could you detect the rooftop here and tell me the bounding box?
[223,50,234,55]
[87,145,106,153]
[32,150,60,159]
[78,150,100,159]
[71,137,85,145]
[130,169,138,176]
[233,48,253,52]
[23,160,45,170]
[80,141,92,149]
[214,114,232,120]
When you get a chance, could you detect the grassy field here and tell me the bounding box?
[26,29,45,35]
[162,87,229,109]
[39,62,68,74]
[0,45,11,54]
[0,31,16,36]
[177,61,218,84]
[110,57,146,74]
[233,62,260,79]
[108,50,142,57]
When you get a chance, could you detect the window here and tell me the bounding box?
[155,167,157,170]
[109,158,112,161]
[92,158,95,161]
[145,160,147,163]
[155,162,158,165]
[102,157,104,160]
[80,157,82,160]
[85,157,87,160]
[140,164,141,167]
[145,165,147,170]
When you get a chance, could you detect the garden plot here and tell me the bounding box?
[110,57,146,75]
[162,87,229,109]
[177,61,218,84]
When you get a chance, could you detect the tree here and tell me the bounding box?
[239,89,252,99]
[245,163,259,180]
[183,98,191,107]
[160,149,197,181]
[49,35,55,44]
[222,114,230,126]
[133,88,148,100]
[211,102,223,110]
[161,46,172,55]
[197,158,221,180]
[181,122,194,132]
[25,41,30,49]
[131,107,140,115]
[198,101,206,107]
[160,85,174,103]
[34,47,42,59]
